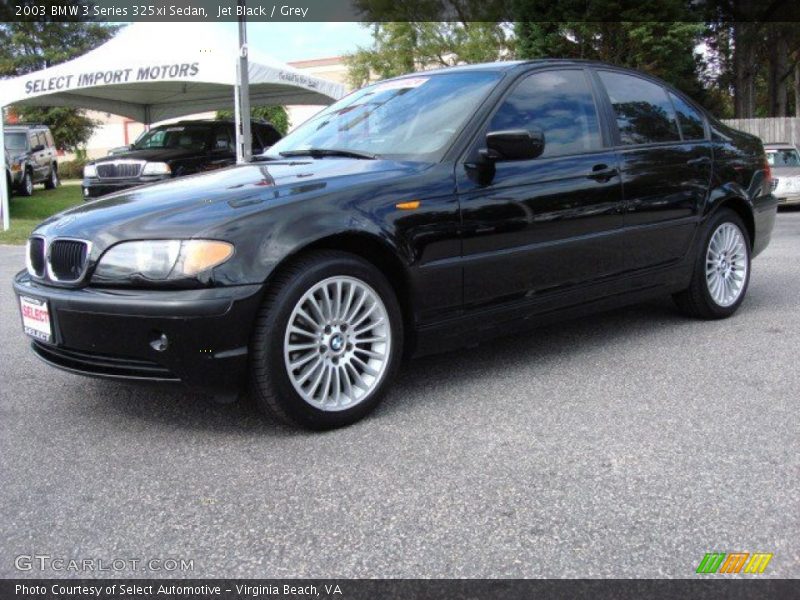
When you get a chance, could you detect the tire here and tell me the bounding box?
[44,165,59,189]
[673,208,751,319]
[250,250,403,430]
[19,170,33,197]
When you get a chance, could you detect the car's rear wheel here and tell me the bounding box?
[250,250,403,429]
[19,170,33,197]
[673,208,751,319]
[44,165,59,190]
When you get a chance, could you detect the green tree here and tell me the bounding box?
[513,1,710,108]
[345,19,512,87]
[0,20,120,151]
[215,106,291,136]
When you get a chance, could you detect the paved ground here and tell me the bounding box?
[1,213,798,579]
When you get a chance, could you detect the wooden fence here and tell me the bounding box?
[722,118,800,146]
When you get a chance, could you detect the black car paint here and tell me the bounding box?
[13,60,778,395]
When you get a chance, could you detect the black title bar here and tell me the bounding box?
[0,579,796,600]
[1,0,800,23]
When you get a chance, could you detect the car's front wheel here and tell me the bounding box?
[673,208,751,319]
[250,250,403,429]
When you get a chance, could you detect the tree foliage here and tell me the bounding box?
[345,21,512,87]
[347,0,800,119]
[215,106,291,136]
[0,21,120,151]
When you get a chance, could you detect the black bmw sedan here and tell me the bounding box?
[14,60,778,429]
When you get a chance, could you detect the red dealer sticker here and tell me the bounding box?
[19,296,51,343]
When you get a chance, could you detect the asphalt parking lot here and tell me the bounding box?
[1,212,798,579]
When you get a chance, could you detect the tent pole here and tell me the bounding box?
[1,111,9,232]
[235,4,252,164]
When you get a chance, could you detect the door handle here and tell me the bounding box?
[687,156,711,168]
[588,164,619,182]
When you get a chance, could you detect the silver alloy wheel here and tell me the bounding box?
[283,276,391,411]
[24,172,33,195]
[705,222,748,307]
[50,169,58,187]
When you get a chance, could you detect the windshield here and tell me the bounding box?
[767,148,800,167]
[133,125,210,151]
[267,71,502,161]
[4,132,27,152]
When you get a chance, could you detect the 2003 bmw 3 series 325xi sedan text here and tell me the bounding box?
[13,60,778,429]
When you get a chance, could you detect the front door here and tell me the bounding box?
[457,68,625,311]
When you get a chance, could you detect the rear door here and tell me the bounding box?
[594,70,711,271]
[457,68,625,311]
[43,130,57,172]
[31,132,49,181]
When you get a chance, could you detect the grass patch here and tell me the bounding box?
[0,182,83,245]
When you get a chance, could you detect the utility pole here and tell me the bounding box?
[235,0,252,164]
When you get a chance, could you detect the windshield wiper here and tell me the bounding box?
[279,148,378,160]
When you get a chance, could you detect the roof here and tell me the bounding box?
[0,23,345,123]
[764,143,796,149]
[382,58,648,80]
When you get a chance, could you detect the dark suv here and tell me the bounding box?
[14,60,778,429]
[82,119,282,200]
[4,124,60,196]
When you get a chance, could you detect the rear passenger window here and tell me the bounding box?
[598,71,680,145]
[668,92,705,140]
[45,131,55,148]
[489,69,602,158]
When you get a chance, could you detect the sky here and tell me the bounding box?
[143,21,375,63]
[248,22,375,61]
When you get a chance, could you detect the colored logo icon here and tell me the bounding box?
[696,552,773,574]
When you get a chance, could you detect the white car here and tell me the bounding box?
[766,143,800,206]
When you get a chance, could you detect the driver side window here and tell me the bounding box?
[489,70,602,158]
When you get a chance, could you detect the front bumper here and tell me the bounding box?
[13,270,264,394]
[776,192,800,206]
[8,167,22,186]
[82,175,169,200]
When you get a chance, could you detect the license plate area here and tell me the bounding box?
[19,295,52,344]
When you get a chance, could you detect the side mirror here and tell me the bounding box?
[483,128,545,162]
[31,144,45,153]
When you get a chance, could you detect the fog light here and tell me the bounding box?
[149,333,169,352]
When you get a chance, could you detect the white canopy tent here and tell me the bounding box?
[0,22,346,230]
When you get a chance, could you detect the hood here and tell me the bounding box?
[33,158,430,251]
[4,150,25,163]
[91,147,208,164]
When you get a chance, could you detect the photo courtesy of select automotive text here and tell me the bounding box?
[0,0,798,597]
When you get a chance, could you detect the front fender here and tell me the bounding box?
[207,193,409,286]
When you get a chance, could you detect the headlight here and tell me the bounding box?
[93,240,234,283]
[11,159,22,172]
[83,164,97,178]
[142,162,171,176]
